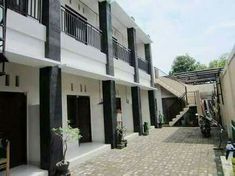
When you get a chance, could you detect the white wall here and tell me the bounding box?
[61,0,99,28]
[137,43,145,59]
[62,73,104,143]
[6,9,46,60]
[155,85,163,117]
[116,85,134,133]
[112,25,128,48]
[61,33,107,76]
[114,59,135,83]
[161,87,176,98]
[139,69,151,88]
[0,63,40,166]
[141,90,151,125]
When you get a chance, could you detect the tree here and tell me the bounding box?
[195,62,207,70]
[170,54,206,74]
[209,53,228,68]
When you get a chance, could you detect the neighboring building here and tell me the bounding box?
[0,0,158,175]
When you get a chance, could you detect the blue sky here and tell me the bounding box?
[116,0,235,73]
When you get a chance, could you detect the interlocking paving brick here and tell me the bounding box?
[71,127,226,176]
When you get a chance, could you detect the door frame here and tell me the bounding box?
[0,91,27,167]
[66,95,92,143]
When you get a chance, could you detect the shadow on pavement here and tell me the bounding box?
[163,127,227,145]
[164,127,227,176]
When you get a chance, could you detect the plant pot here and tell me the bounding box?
[122,139,127,147]
[56,161,71,176]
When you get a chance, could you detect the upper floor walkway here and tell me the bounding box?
[3,0,154,89]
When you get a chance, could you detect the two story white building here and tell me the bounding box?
[0,0,158,175]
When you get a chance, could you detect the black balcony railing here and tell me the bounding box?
[7,0,42,21]
[138,57,150,74]
[61,6,102,50]
[112,39,131,65]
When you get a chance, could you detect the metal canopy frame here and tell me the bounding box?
[173,68,224,124]
[173,68,223,85]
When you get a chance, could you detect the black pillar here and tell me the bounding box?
[42,0,61,61]
[145,44,154,87]
[128,28,139,83]
[131,87,143,135]
[40,66,63,176]
[99,1,114,76]
[148,90,158,127]
[102,80,117,148]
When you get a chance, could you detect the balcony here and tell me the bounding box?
[112,39,131,65]
[138,57,149,74]
[7,0,42,21]
[61,6,102,51]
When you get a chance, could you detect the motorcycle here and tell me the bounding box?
[196,113,212,137]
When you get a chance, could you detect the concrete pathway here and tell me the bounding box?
[71,127,225,176]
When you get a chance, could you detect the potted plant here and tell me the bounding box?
[143,122,149,136]
[158,112,165,128]
[52,122,82,176]
[116,125,127,149]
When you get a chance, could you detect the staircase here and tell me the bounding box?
[155,69,199,126]
[156,76,185,97]
[169,106,189,126]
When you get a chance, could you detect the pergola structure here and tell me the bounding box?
[173,68,224,124]
[173,68,224,104]
[173,68,223,85]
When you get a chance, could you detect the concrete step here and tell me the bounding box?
[169,107,190,127]
[68,143,111,168]
[0,165,48,176]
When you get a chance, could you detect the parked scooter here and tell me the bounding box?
[196,113,211,137]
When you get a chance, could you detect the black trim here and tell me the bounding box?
[131,87,143,135]
[145,44,154,86]
[102,80,117,148]
[99,1,114,76]
[148,90,158,127]
[40,66,63,176]
[42,0,61,61]
[128,28,139,83]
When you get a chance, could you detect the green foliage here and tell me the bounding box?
[52,121,82,162]
[170,53,228,75]
[195,62,207,70]
[170,54,196,74]
[159,112,165,124]
[209,53,228,68]
[170,54,207,74]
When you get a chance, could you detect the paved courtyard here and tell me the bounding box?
[71,127,225,176]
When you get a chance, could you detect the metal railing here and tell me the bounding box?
[138,57,149,74]
[61,6,102,50]
[7,0,42,21]
[112,39,131,65]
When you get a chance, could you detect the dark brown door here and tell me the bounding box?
[77,96,92,143]
[116,98,121,111]
[0,92,27,168]
[67,95,78,129]
[67,96,92,143]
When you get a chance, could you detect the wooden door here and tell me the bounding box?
[77,96,92,143]
[67,95,92,143]
[0,92,27,168]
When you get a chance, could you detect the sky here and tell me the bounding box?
[116,0,235,73]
